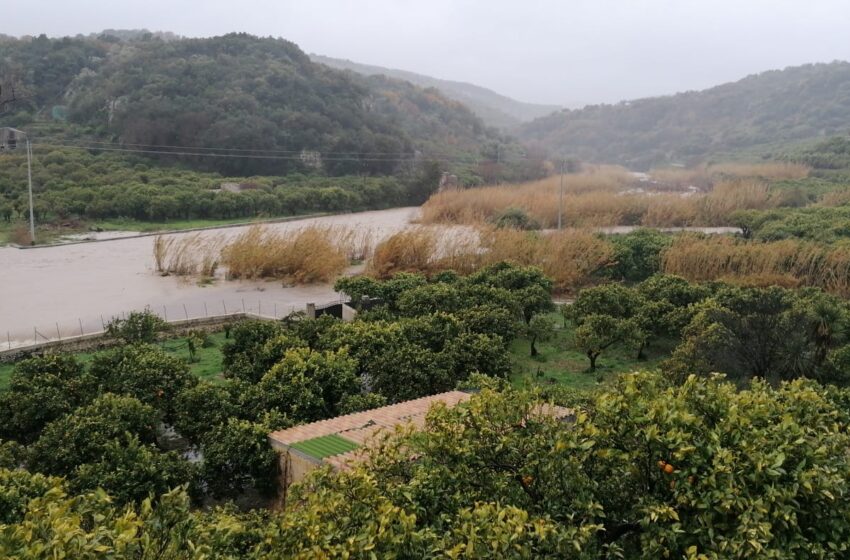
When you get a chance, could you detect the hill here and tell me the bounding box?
[311,54,562,129]
[0,33,535,180]
[518,61,850,170]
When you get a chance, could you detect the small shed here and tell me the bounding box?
[268,390,574,506]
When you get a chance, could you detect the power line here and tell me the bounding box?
[28,141,532,165]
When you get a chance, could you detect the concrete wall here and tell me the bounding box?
[0,312,252,363]
[270,439,323,509]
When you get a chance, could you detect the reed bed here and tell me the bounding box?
[153,233,223,277]
[421,175,778,229]
[649,161,810,188]
[220,225,350,283]
[661,235,850,296]
[367,226,615,292]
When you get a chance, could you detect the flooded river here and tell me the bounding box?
[0,206,740,349]
[0,207,419,348]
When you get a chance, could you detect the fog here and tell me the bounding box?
[6,0,850,106]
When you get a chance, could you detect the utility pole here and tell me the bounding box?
[496,142,501,185]
[1,127,35,243]
[558,159,565,230]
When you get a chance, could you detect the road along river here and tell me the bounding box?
[0,207,420,348]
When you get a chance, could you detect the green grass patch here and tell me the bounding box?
[290,434,360,460]
[0,331,229,390]
[508,313,676,391]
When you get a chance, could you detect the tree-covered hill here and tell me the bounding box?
[518,61,850,170]
[1,33,534,180]
[311,53,562,129]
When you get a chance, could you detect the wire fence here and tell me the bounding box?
[3,296,345,352]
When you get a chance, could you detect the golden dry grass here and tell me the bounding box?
[153,233,222,277]
[649,161,810,188]
[221,225,350,283]
[421,174,778,229]
[661,235,850,296]
[367,226,615,292]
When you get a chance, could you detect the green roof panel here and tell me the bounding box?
[290,434,360,459]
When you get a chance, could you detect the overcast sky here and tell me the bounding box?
[7,0,850,106]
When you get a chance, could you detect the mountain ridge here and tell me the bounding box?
[310,53,562,130]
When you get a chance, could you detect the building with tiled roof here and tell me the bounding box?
[268,390,573,504]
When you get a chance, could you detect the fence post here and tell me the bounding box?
[274,303,277,319]
[100,315,105,329]
[79,318,84,336]
[204,302,208,317]
[56,322,61,341]
[259,300,262,317]
[242,298,246,313]
[163,306,168,321]
[222,301,227,315]
[183,304,189,321]
[33,326,36,344]
[7,331,10,350]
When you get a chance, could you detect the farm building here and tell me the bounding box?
[268,390,573,505]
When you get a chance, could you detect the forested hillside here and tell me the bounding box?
[311,53,562,129]
[518,61,850,169]
[0,33,536,179]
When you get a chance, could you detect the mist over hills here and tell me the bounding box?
[0,32,537,181]
[310,54,563,130]
[517,61,850,170]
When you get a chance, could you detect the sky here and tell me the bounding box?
[6,0,850,106]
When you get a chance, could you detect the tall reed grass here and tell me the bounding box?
[220,225,351,283]
[421,176,778,229]
[153,233,222,277]
[649,161,810,188]
[367,226,615,291]
[661,235,850,296]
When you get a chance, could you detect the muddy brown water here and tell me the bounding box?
[0,207,419,348]
[0,208,738,349]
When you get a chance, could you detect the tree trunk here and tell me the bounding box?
[530,337,538,357]
[588,351,598,371]
[636,342,646,361]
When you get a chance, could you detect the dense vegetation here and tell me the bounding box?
[0,32,544,240]
[518,62,850,169]
[0,263,546,506]
[4,260,850,555]
[0,33,536,177]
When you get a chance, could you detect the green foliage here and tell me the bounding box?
[0,468,61,525]
[606,229,673,282]
[70,435,195,505]
[526,313,556,357]
[257,347,360,421]
[88,344,197,420]
[489,207,541,230]
[0,354,95,444]
[28,393,159,477]
[200,418,279,499]
[518,61,850,168]
[105,309,167,344]
[171,382,238,445]
[337,392,389,415]
[665,285,850,384]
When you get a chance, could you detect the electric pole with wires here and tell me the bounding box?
[1,127,35,243]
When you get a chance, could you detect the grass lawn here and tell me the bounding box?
[508,313,676,391]
[0,331,229,390]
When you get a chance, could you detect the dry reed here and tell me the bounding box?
[220,225,349,283]
[422,175,778,229]
[367,226,615,292]
[661,235,850,296]
[649,161,810,188]
[153,233,222,277]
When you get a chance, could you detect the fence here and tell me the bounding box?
[1,295,347,356]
